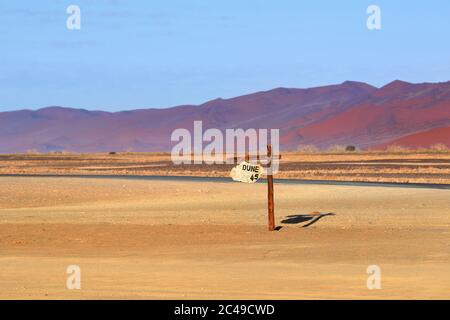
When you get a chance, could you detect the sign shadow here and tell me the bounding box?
[280,212,335,228]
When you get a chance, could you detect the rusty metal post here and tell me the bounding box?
[267,144,275,231]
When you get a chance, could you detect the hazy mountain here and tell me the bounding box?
[1,80,449,153]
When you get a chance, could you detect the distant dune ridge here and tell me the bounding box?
[1,80,450,153]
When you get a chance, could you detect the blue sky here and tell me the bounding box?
[1,0,449,111]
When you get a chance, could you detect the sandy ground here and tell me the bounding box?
[0,176,449,299]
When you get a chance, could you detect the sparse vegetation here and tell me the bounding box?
[430,143,449,152]
[385,145,410,153]
[297,144,319,153]
[26,149,40,155]
[326,145,347,153]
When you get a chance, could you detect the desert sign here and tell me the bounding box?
[230,161,263,184]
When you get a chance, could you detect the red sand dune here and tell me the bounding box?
[1,80,450,152]
[376,126,450,149]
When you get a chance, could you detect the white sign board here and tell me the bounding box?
[230,161,263,183]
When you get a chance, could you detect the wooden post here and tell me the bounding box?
[267,144,275,231]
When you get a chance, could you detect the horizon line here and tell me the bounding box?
[3,78,450,114]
